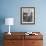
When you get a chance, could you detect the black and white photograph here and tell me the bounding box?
[21,7,35,24]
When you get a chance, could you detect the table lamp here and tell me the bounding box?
[5,18,14,35]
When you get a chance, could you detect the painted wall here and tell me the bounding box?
[0,0,46,32]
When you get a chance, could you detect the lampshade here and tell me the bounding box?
[5,18,14,25]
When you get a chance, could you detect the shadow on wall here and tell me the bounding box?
[0,16,5,46]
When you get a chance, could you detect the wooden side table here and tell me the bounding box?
[4,32,43,46]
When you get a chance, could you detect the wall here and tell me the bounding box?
[0,0,46,32]
[0,0,46,46]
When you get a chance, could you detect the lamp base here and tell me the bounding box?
[8,32,11,35]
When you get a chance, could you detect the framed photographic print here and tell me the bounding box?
[21,7,35,24]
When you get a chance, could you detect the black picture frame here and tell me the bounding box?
[21,7,35,24]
